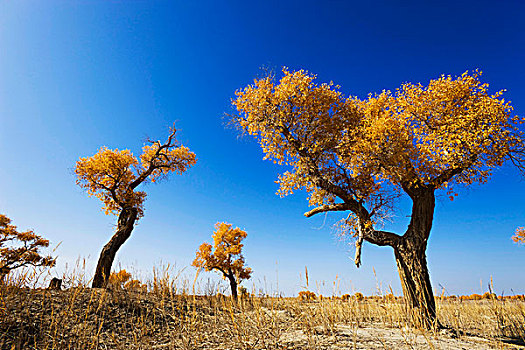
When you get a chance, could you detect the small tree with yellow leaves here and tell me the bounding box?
[75,126,196,288]
[0,214,55,281]
[513,227,525,244]
[192,222,252,300]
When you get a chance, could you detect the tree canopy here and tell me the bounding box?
[193,222,252,280]
[233,68,524,258]
[75,126,197,218]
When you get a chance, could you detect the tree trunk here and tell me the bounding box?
[394,186,438,329]
[394,239,437,329]
[92,207,138,288]
[227,274,238,301]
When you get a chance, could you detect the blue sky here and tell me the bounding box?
[1,0,524,296]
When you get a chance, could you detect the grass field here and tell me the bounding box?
[1,267,524,350]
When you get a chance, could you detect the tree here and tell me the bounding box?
[75,126,196,288]
[0,214,55,281]
[232,68,524,328]
[513,227,525,244]
[192,222,252,300]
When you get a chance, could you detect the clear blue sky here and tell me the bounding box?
[1,0,524,296]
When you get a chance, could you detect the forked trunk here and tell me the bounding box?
[394,239,437,329]
[92,207,138,288]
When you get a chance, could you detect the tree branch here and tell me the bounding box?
[304,203,352,217]
[363,229,402,247]
[431,167,464,187]
[130,126,178,190]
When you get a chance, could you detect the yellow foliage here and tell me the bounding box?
[75,147,145,216]
[192,222,252,282]
[75,126,196,218]
[512,227,525,244]
[108,269,132,286]
[0,214,55,276]
[233,68,524,236]
[298,291,317,301]
[108,269,146,291]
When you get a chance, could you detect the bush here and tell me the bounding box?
[108,270,146,292]
[298,291,317,301]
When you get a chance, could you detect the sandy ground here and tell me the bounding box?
[278,323,524,349]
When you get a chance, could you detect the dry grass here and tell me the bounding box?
[1,266,524,349]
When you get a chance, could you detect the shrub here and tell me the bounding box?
[298,291,317,301]
[384,293,396,302]
[108,270,146,292]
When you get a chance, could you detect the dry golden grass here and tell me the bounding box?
[1,266,524,349]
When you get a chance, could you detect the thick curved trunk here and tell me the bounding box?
[92,207,138,288]
[394,187,438,328]
[394,239,437,328]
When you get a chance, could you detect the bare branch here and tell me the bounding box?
[130,125,179,190]
[354,220,364,267]
[304,203,352,217]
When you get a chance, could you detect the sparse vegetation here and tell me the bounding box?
[1,265,524,349]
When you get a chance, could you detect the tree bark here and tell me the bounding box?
[92,207,138,288]
[227,274,238,301]
[394,238,437,328]
[393,186,438,329]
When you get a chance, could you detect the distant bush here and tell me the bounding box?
[354,292,364,301]
[384,293,396,302]
[298,291,316,301]
[482,292,497,300]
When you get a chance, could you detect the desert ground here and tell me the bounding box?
[2,272,524,350]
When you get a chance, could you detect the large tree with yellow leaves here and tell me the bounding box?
[75,126,196,288]
[192,222,252,300]
[233,69,524,328]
